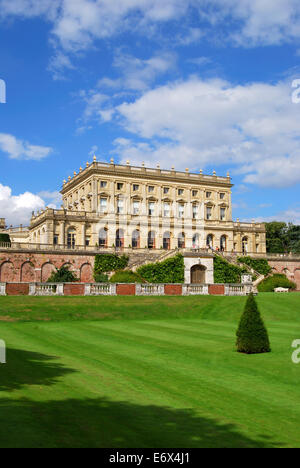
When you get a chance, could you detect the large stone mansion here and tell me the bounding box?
[1,157,266,254]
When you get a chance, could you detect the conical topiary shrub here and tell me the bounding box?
[236,293,271,354]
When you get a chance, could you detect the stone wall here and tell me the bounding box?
[268,259,300,290]
[0,250,95,283]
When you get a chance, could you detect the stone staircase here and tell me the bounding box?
[128,249,178,272]
[220,252,266,292]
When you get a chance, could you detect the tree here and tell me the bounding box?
[47,266,79,283]
[236,293,271,354]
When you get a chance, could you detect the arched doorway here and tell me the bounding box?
[148,231,156,249]
[163,231,171,250]
[21,262,35,282]
[132,230,140,249]
[192,233,199,249]
[220,235,227,252]
[206,234,213,249]
[99,228,108,248]
[178,232,185,249]
[242,236,248,255]
[191,264,206,284]
[116,229,124,249]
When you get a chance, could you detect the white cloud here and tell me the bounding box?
[98,51,176,92]
[0,183,46,226]
[113,77,300,188]
[2,0,300,77]
[0,133,53,160]
[38,190,62,208]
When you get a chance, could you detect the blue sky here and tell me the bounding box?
[0,0,300,226]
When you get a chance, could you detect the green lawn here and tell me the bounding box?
[0,293,300,448]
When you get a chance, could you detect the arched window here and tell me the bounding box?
[148,231,156,249]
[163,231,171,250]
[116,229,124,248]
[192,233,199,249]
[67,228,76,248]
[242,236,248,255]
[220,235,227,252]
[132,230,140,249]
[178,232,185,249]
[206,234,213,248]
[99,228,108,248]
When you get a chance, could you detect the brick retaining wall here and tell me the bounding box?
[6,283,30,296]
[116,284,136,296]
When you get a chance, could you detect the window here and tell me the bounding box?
[220,193,225,200]
[148,186,154,193]
[206,207,212,220]
[117,199,124,214]
[67,229,76,248]
[132,230,140,249]
[100,181,107,188]
[148,202,155,216]
[206,191,212,198]
[117,183,123,191]
[220,207,226,221]
[192,190,198,197]
[133,184,139,191]
[163,187,169,194]
[53,235,59,245]
[178,189,184,196]
[99,229,107,248]
[85,237,90,247]
[163,203,170,217]
[178,203,185,218]
[178,232,185,249]
[192,205,198,219]
[100,198,107,213]
[133,200,140,215]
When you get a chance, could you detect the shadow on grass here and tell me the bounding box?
[0,397,282,448]
[0,348,76,391]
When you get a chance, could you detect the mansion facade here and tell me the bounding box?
[1,158,266,254]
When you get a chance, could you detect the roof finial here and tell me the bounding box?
[86,161,89,168]
[93,155,97,162]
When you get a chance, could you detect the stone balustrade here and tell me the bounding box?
[0,282,254,296]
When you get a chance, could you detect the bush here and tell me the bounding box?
[137,254,184,283]
[0,233,11,245]
[257,274,296,292]
[94,254,129,276]
[109,270,145,283]
[47,266,79,283]
[236,293,271,354]
[94,272,109,283]
[238,256,271,276]
[214,256,247,283]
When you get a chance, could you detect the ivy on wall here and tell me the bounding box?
[94,254,129,277]
[137,254,184,284]
[237,256,271,276]
[214,256,247,284]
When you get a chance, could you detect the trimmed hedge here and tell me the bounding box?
[94,272,109,283]
[214,256,247,284]
[238,256,271,276]
[94,254,129,277]
[109,270,145,283]
[236,293,271,354]
[257,274,296,292]
[137,254,184,284]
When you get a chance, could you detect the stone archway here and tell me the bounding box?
[80,263,93,283]
[294,269,300,291]
[20,262,35,282]
[0,261,17,282]
[191,264,207,284]
[41,263,56,282]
